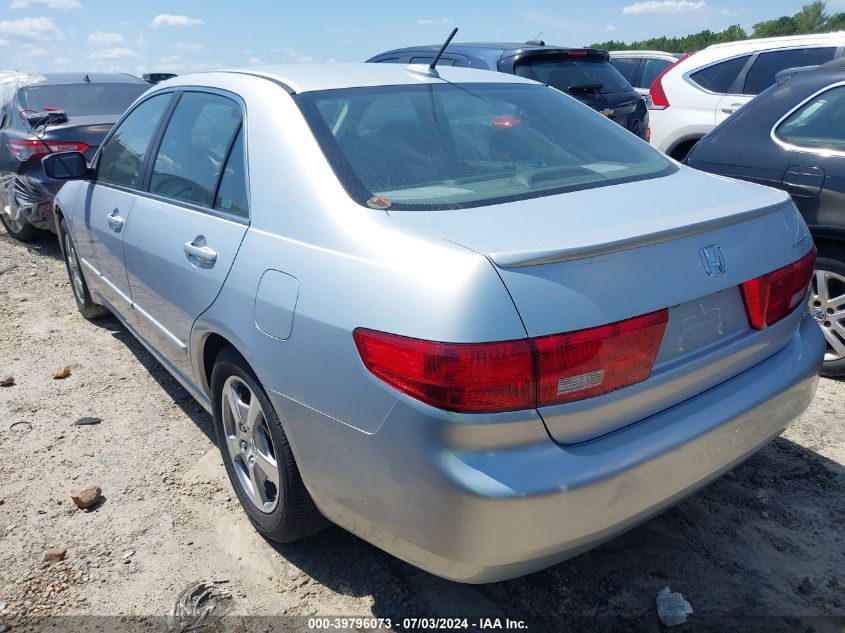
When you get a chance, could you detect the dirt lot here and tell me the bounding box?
[0,226,843,633]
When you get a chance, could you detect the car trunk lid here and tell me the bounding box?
[391,168,814,442]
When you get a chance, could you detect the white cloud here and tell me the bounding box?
[0,38,9,46]
[24,46,49,57]
[88,30,123,45]
[284,47,316,63]
[326,57,337,64]
[622,0,706,14]
[0,17,63,40]
[720,8,743,16]
[176,42,204,51]
[87,47,139,60]
[247,56,264,65]
[160,54,182,64]
[55,56,70,65]
[11,0,80,8]
[605,24,617,31]
[149,14,203,28]
[417,17,453,25]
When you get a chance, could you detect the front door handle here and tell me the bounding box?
[720,103,743,115]
[107,209,125,231]
[184,236,218,266]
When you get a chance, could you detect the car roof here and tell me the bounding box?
[370,42,602,62]
[184,62,539,94]
[705,31,845,51]
[609,50,679,58]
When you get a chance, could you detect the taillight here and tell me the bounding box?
[648,52,695,111]
[353,308,669,413]
[534,310,668,406]
[740,247,816,330]
[7,140,89,162]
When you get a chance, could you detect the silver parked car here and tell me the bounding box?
[44,63,824,583]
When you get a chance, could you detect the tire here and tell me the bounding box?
[0,207,42,242]
[59,218,108,319]
[809,247,845,377]
[211,347,327,542]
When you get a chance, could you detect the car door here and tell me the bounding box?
[75,92,173,319]
[610,57,642,94]
[121,90,249,379]
[716,47,838,125]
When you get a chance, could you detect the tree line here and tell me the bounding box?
[590,1,845,52]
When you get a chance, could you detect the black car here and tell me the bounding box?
[367,41,648,140]
[0,72,149,241]
[686,59,845,375]
[143,73,177,84]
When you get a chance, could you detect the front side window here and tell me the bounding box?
[743,47,837,95]
[775,85,845,152]
[295,83,674,211]
[689,55,751,94]
[98,93,171,189]
[149,92,242,207]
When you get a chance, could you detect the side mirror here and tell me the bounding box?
[42,151,88,180]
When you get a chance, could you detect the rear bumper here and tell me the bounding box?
[272,316,824,583]
[0,167,61,230]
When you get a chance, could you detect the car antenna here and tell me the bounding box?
[429,27,458,71]
[83,74,91,83]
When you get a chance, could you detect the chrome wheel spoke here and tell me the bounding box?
[253,450,279,487]
[810,268,845,363]
[827,321,845,357]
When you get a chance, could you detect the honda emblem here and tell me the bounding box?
[699,245,726,276]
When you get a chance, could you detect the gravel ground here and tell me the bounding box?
[0,226,843,633]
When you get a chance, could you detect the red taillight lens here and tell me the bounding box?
[353,330,535,413]
[7,140,89,162]
[648,52,695,111]
[740,248,816,330]
[534,310,668,406]
[353,308,669,413]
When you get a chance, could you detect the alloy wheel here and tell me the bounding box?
[221,376,280,513]
[809,268,845,362]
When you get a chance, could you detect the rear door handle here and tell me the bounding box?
[107,209,125,231]
[183,236,218,266]
[720,103,743,114]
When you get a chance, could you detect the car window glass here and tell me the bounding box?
[743,48,837,95]
[295,83,674,211]
[610,58,639,83]
[409,57,458,66]
[213,127,249,217]
[515,57,631,93]
[17,83,148,117]
[690,55,751,93]
[97,93,171,189]
[375,58,401,63]
[149,92,242,207]
[776,85,845,151]
[640,59,672,90]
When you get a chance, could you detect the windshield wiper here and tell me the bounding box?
[567,83,603,94]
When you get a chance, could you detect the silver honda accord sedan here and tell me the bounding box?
[43,63,824,583]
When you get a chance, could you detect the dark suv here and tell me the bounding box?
[367,41,648,139]
[0,72,149,241]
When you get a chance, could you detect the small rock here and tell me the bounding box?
[797,576,813,596]
[0,602,6,611]
[121,549,134,560]
[212,491,230,504]
[52,366,71,380]
[74,417,102,426]
[0,375,14,387]
[761,511,770,520]
[71,486,102,509]
[656,586,693,627]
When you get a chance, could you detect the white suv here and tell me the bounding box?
[648,32,845,160]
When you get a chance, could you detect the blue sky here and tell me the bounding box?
[0,0,841,75]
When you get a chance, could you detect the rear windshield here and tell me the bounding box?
[295,83,674,211]
[515,56,632,94]
[17,83,148,117]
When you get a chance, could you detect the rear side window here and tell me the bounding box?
[640,59,673,90]
[98,93,171,189]
[515,55,631,93]
[742,48,837,95]
[775,85,845,152]
[410,57,458,66]
[690,55,751,94]
[213,127,249,217]
[610,58,639,83]
[17,83,148,117]
[149,92,242,207]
